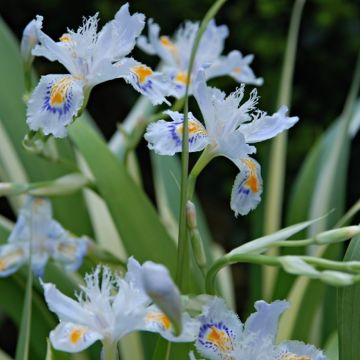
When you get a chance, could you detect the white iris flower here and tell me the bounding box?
[0,196,88,277]
[145,70,298,216]
[194,297,327,360]
[42,257,200,354]
[137,19,263,98]
[26,3,171,138]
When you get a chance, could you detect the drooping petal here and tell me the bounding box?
[206,50,263,86]
[0,244,27,277]
[31,250,49,278]
[116,57,172,105]
[276,340,327,360]
[26,74,84,138]
[243,300,289,344]
[21,15,43,65]
[50,322,102,353]
[230,157,263,216]
[196,298,242,360]
[142,306,200,342]
[144,110,209,155]
[42,281,93,326]
[240,105,299,143]
[51,235,88,272]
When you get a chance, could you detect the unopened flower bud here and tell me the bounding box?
[20,16,43,67]
[279,256,319,277]
[314,226,360,245]
[319,271,354,286]
[29,173,89,196]
[186,201,197,230]
[142,261,182,335]
[0,183,29,196]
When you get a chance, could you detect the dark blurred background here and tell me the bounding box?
[0,0,359,344]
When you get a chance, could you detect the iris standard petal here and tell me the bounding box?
[144,110,209,155]
[116,57,172,105]
[50,322,103,353]
[244,300,289,344]
[240,105,299,143]
[26,74,84,138]
[230,157,263,216]
[0,244,27,277]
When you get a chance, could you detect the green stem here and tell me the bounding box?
[335,198,360,227]
[175,0,227,291]
[103,340,119,360]
[268,239,313,247]
[187,147,215,200]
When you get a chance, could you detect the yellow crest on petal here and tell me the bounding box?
[59,33,73,43]
[205,326,234,357]
[280,353,311,360]
[241,158,260,193]
[175,71,191,85]
[176,120,207,136]
[0,248,25,272]
[69,327,86,344]
[146,312,171,330]
[232,67,241,74]
[131,65,153,84]
[49,77,74,107]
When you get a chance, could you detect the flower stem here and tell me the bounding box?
[103,341,119,360]
[175,0,227,291]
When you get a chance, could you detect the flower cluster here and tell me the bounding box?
[42,258,199,354]
[0,196,88,277]
[193,298,326,360]
[145,70,298,216]
[25,4,172,137]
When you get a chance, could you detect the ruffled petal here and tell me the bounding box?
[0,244,27,277]
[51,235,88,272]
[196,297,242,360]
[95,3,145,62]
[230,157,263,216]
[26,75,84,138]
[144,110,209,155]
[42,281,92,326]
[206,50,263,86]
[244,300,289,344]
[276,340,327,360]
[50,322,102,353]
[141,306,199,342]
[196,20,229,66]
[116,57,172,105]
[240,105,299,143]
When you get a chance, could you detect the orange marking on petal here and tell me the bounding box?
[233,67,241,74]
[241,159,260,193]
[175,72,191,85]
[245,174,259,193]
[0,259,6,271]
[50,77,74,107]
[146,312,171,330]
[280,354,311,360]
[176,120,207,136]
[69,328,85,344]
[206,326,233,354]
[131,65,153,84]
[59,33,72,43]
